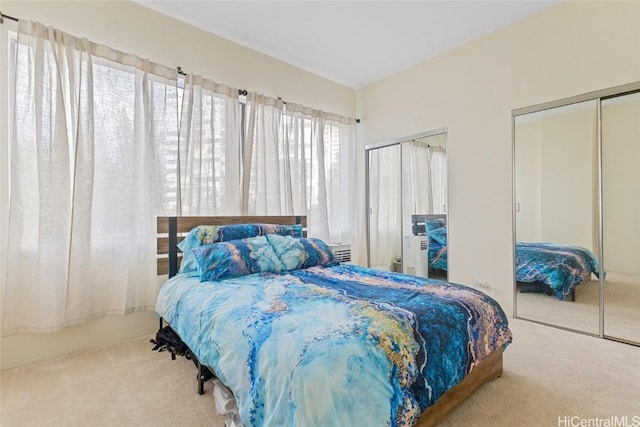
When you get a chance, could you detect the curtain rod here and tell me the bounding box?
[0,14,360,124]
[1,12,19,23]
[177,66,248,96]
[276,97,360,123]
[178,66,362,125]
[412,140,443,149]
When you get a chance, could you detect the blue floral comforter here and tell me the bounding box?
[155,264,512,427]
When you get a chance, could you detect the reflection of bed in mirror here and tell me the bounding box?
[514,243,600,301]
[410,214,448,279]
[411,214,600,301]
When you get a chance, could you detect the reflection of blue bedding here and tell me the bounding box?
[428,242,449,271]
[156,264,512,426]
[428,241,600,300]
[423,219,449,272]
[515,242,600,300]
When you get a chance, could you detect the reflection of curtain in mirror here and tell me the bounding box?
[430,146,447,214]
[369,147,401,270]
[403,141,433,234]
[402,141,447,221]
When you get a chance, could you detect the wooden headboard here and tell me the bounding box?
[411,213,446,236]
[157,215,308,277]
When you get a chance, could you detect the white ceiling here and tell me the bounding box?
[135,0,559,89]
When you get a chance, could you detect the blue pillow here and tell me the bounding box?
[192,236,285,281]
[425,218,446,233]
[429,227,447,246]
[266,234,338,270]
[178,223,303,273]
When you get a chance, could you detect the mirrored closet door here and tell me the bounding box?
[513,82,640,346]
[366,129,448,280]
[513,100,600,335]
[601,91,640,344]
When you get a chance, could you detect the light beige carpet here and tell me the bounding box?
[516,272,640,342]
[1,318,639,427]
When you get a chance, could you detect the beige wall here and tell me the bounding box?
[515,105,599,252]
[356,0,640,312]
[514,121,541,242]
[1,0,355,117]
[0,0,355,369]
[539,107,597,251]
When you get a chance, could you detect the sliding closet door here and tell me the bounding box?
[366,129,448,277]
[601,91,640,344]
[514,82,640,346]
[514,100,600,335]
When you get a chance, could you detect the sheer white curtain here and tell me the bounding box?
[2,21,178,335]
[2,21,357,336]
[430,146,447,214]
[368,145,402,270]
[241,94,286,215]
[402,141,433,224]
[242,95,357,254]
[178,75,242,215]
[306,107,357,248]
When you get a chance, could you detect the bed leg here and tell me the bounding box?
[197,359,205,395]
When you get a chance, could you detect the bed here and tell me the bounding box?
[411,215,601,301]
[155,215,512,426]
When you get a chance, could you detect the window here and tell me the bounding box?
[2,20,356,334]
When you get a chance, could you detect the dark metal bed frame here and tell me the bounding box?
[156,216,308,395]
[518,279,578,301]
